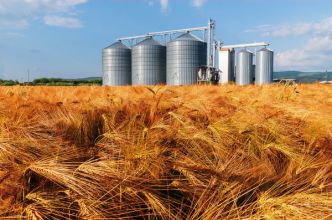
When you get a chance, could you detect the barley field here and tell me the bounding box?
[0,84,331,219]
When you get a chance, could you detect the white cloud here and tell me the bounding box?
[276,35,332,71]
[248,17,332,37]
[150,0,208,12]
[192,0,207,8]
[247,16,332,71]
[160,0,169,12]
[0,0,88,15]
[305,35,332,51]
[0,18,29,28]
[0,0,88,28]
[44,15,82,28]
[18,0,87,12]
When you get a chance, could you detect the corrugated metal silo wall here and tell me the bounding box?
[102,47,131,86]
[252,65,256,82]
[230,50,236,81]
[167,40,207,85]
[131,44,166,85]
[255,49,274,85]
[236,50,253,86]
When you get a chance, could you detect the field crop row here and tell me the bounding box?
[0,85,331,219]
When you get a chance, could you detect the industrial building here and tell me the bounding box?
[218,48,235,84]
[102,19,274,86]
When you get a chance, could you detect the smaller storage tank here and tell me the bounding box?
[102,41,131,86]
[132,37,166,85]
[255,48,274,85]
[236,49,253,86]
[219,48,235,84]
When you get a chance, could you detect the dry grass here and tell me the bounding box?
[0,84,331,219]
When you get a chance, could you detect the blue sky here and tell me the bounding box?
[0,0,332,81]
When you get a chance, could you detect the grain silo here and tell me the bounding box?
[102,41,131,86]
[131,37,166,85]
[236,49,253,86]
[167,33,207,85]
[255,48,274,85]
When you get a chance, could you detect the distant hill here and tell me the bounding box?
[274,71,331,83]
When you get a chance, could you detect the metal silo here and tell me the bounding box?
[131,37,166,85]
[167,33,207,85]
[255,48,274,85]
[102,41,131,86]
[236,49,254,86]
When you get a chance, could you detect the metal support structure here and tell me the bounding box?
[221,42,270,49]
[117,34,152,41]
[117,26,209,42]
[212,40,219,68]
[207,19,215,68]
[147,26,208,36]
[116,19,217,68]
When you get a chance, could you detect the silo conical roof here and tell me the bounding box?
[172,33,203,42]
[136,38,162,46]
[258,48,273,52]
[239,49,253,54]
[105,41,130,50]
